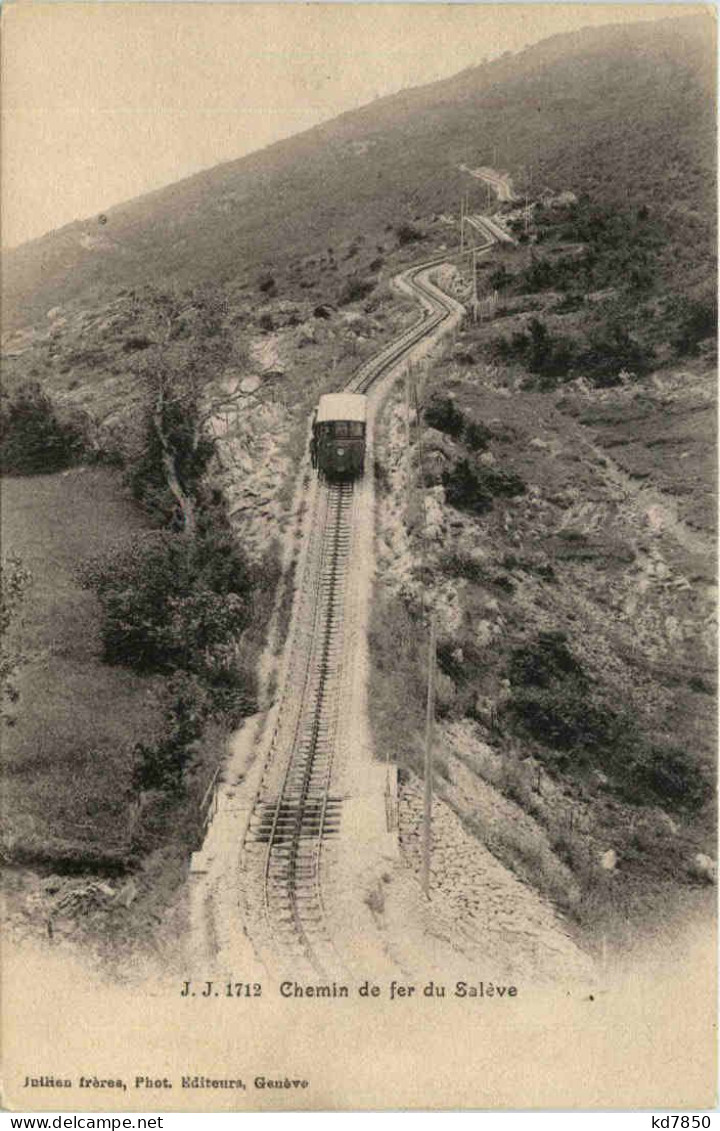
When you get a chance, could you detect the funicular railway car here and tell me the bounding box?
[311,393,367,479]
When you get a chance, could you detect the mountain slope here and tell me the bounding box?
[3,12,715,330]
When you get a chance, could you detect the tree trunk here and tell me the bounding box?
[153,391,196,535]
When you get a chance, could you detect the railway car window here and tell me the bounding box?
[333,422,350,437]
[349,422,364,437]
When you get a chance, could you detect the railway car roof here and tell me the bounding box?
[316,393,367,424]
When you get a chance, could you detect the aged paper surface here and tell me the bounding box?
[1,1,717,1112]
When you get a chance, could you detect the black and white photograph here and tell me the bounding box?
[1,1,717,1112]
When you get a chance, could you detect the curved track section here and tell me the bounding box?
[239,244,488,976]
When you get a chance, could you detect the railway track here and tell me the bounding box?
[347,254,474,394]
[239,242,489,976]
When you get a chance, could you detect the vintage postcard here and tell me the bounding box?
[1,1,717,1112]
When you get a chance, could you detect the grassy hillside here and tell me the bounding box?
[1,470,165,868]
[372,310,716,958]
[3,12,714,330]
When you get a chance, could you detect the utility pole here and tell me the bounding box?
[410,373,436,901]
[460,193,465,253]
[405,369,414,513]
[471,247,478,322]
[421,612,436,899]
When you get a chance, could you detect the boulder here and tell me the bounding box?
[475,620,494,647]
[240,375,262,394]
[689,854,716,884]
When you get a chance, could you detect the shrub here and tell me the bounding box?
[669,295,717,356]
[0,553,32,724]
[122,336,154,353]
[507,633,615,760]
[339,277,376,305]
[442,458,525,515]
[443,459,493,514]
[463,420,492,452]
[0,383,87,475]
[132,674,210,795]
[78,528,257,677]
[509,631,583,689]
[554,293,585,314]
[424,394,465,438]
[439,550,489,584]
[490,265,513,290]
[577,321,654,386]
[396,223,424,246]
[436,636,486,686]
[494,318,576,388]
[628,745,711,812]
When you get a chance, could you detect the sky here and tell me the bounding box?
[2,1,703,248]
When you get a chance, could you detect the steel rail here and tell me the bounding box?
[242,232,499,973]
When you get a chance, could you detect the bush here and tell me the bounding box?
[442,458,525,515]
[577,320,654,386]
[494,318,576,388]
[0,383,87,475]
[439,550,489,584]
[507,632,620,761]
[490,265,513,290]
[443,459,493,514]
[79,528,257,678]
[554,293,585,314]
[510,675,631,766]
[504,632,708,808]
[424,394,465,438]
[669,295,717,356]
[132,674,210,795]
[463,420,492,452]
[79,515,278,800]
[396,223,424,246]
[628,745,711,812]
[122,336,154,353]
[339,276,376,305]
[509,631,583,689]
[0,553,32,724]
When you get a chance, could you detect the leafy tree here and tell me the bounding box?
[79,530,255,678]
[124,286,269,532]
